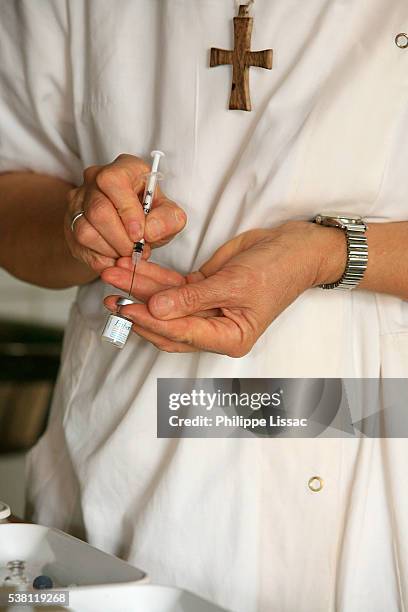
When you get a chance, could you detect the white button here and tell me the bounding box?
[308,476,324,492]
[395,33,408,48]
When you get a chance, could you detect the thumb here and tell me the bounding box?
[148,272,232,319]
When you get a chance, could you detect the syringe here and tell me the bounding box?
[132,150,165,267]
[128,150,164,297]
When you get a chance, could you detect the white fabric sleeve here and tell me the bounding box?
[0,0,82,184]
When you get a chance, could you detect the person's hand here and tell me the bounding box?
[103,221,346,356]
[102,257,220,323]
[64,154,187,273]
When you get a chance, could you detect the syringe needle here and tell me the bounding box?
[128,252,141,297]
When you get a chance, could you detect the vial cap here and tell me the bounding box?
[0,501,11,520]
[117,298,135,307]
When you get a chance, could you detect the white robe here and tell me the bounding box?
[1,1,408,610]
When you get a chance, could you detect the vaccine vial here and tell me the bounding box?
[3,561,29,589]
[101,298,135,349]
[0,501,11,523]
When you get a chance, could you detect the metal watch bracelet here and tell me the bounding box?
[313,215,368,290]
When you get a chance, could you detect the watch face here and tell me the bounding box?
[314,212,364,228]
[319,211,362,220]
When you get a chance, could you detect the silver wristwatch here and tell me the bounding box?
[313,212,368,290]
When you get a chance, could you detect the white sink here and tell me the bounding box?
[0,524,228,611]
[69,584,228,612]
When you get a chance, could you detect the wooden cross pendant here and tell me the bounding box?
[210,4,273,111]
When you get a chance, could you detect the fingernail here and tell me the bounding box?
[129,221,142,241]
[147,218,164,241]
[152,295,174,317]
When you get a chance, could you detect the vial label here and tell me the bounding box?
[102,315,132,347]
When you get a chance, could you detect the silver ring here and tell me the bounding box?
[70,210,85,232]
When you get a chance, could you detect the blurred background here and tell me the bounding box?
[0,270,76,518]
